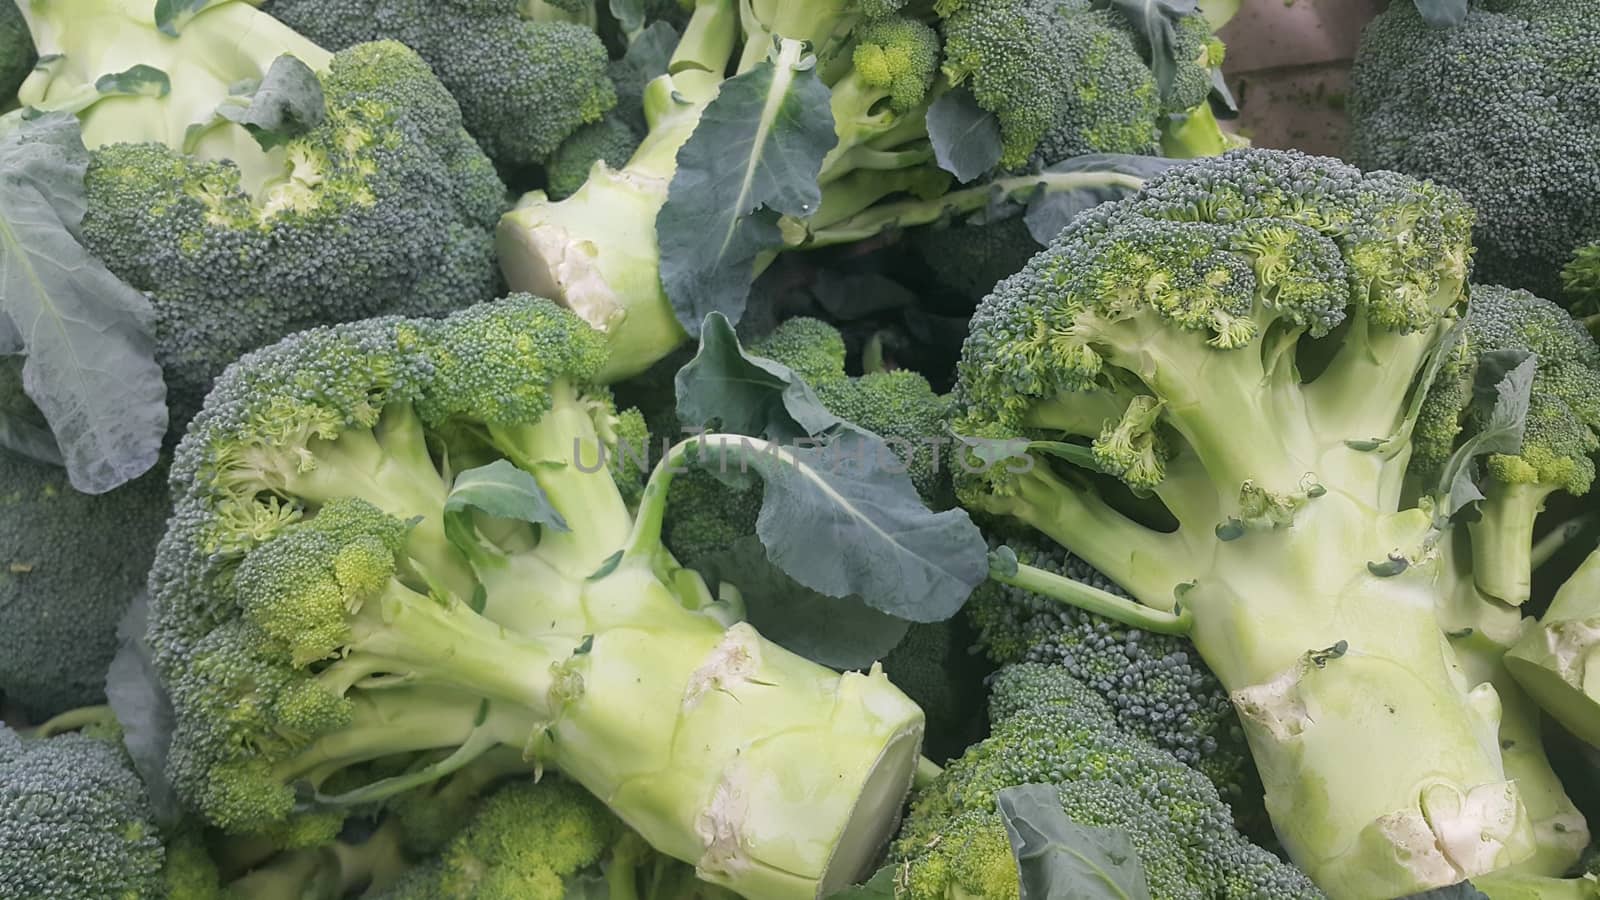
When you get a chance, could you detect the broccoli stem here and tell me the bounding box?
[988,558,1195,635]
[1529,512,1598,570]
[1159,101,1232,159]
[1469,479,1558,606]
[1505,547,1600,749]
[27,704,116,738]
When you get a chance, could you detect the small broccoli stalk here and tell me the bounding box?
[1505,546,1600,750]
[950,150,1539,896]
[1412,285,1600,607]
[151,296,926,900]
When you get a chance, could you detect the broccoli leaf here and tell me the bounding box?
[1096,0,1199,104]
[1411,0,1469,28]
[1400,883,1490,899]
[445,459,570,532]
[997,783,1154,900]
[926,86,1003,184]
[699,536,911,669]
[675,312,841,442]
[0,113,167,493]
[1435,350,1536,518]
[1023,154,1181,244]
[827,867,896,899]
[105,591,181,827]
[607,22,679,134]
[0,356,64,466]
[696,436,987,623]
[657,40,836,331]
[153,0,234,36]
[214,54,326,152]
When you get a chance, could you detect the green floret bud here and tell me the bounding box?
[852,17,941,114]
[547,113,642,200]
[0,0,33,106]
[1561,244,1600,315]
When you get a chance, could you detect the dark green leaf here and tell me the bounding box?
[700,437,988,623]
[826,867,896,899]
[94,64,171,98]
[0,356,64,465]
[658,42,837,330]
[997,783,1154,900]
[445,459,570,531]
[0,114,167,493]
[698,537,911,669]
[1024,154,1179,244]
[675,311,841,442]
[1435,351,1536,518]
[609,0,647,34]
[153,0,232,35]
[1401,882,1490,899]
[607,22,679,134]
[104,592,180,827]
[214,55,326,152]
[1411,0,1469,27]
[926,86,1003,183]
[1208,68,1238,117]
[588,550,625,581]
[1096,0,1198,103]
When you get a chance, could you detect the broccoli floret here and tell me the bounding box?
[146,295,926,898]
[14,1,506,420]
[1414,284,1600,606]
[947,148,1551,895]
[264,0,616,168]
[0,0,32,108]
[1348,0,1600,306]
[0,720,166,899]
[546,113,641,200]
[967,535,1255,806]
[878,619,993,764]
[893,663,1321,900]
[904,214,1042,305]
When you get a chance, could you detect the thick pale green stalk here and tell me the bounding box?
[1468,479,1557,606]
[1505,548,1600,748]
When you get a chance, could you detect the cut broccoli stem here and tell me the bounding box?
[1469,479,1559,606]
[803,170,1148,248]
[988,558,1195,635]
[1530,512,1598,571]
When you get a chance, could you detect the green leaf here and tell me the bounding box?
[0,113,167,493]
[1400,883,1490,899]
[1411,0,1469,27]
[0,356,64,466]
[1096,0,1198,104]
[698,537,911,669]
[826,867,896,899]
[657,39,837,331]
[997,783,1154,900]
[698,437,988,623]
[104,592,181,827]
[94,64,172,98]
[675,312,842,442]
[445,459,570,531]
[926,86,1003,184]
[153,0,233,36]
[214,54,326,151]
[1024,154,1180,243]
[609,0,647,35]
[607,21,679,134]
[1435,350,1536,518]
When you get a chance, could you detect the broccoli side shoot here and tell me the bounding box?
[1348,0,1600,307]
[0,721,166,899]
[263,0,616,168]
[892,663,1322,900]
[15,0,507,420]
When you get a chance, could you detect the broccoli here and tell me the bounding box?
[892,662,1322,900]
[379,776,741,899]
[1505,544,1600,751]
[546,112,641,200]
[903,213,1041,305]
[1348,0,1600,307]
[967,535,1256,808]
[498,0,1233,380]
[145,295,927,899]
[946,147,1557,895]
[877,618,993,765]
[0,0,32,109]
[12,0,506,419]
[1412,284,1600,607]
[0,716,166,898]
[262,0,616,169]
[0,359,171,718]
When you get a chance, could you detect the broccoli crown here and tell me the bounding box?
[265,0,616,166]
[79,39,507,420]
[905,213,1042,304]
[852,16,942,115]
[0,359,171,717]
[546,112,641,200]
[147,295,620,835]
[0,0,33,104]
[1348,0,1600,303]
[0,723,166,899]
[893,663,1320,900]
[1413,284,1600,494]
[953,149,1474,457]
[1563,244,1600,315]
[877,619,993,764]
[966,535,1253,802]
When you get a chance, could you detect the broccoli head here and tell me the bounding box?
[146,294,926,899]
[546,112,641,200]
[0,0,32,107]
[14,0,506,420]
[263,0,616,168]
[892,662,1321,900]
[0,719,166,899]
[1348,0,1600,306]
